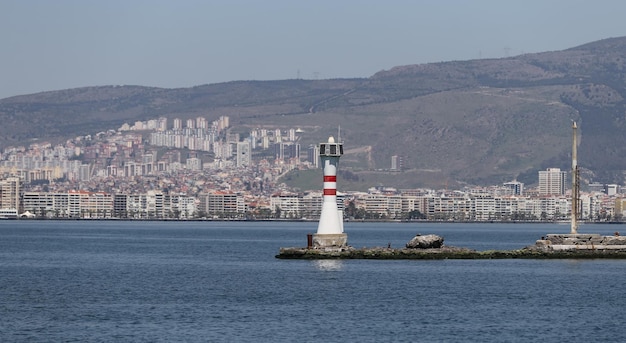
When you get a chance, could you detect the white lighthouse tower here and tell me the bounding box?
[313,136,348,248]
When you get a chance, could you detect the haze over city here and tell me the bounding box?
[2,0,626,99]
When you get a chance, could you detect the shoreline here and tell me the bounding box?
[10,217,626,224]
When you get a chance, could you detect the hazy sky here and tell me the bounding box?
[1,0,625,99]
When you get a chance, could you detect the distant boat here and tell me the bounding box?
[19,211,36,218]
[0,208,18,219]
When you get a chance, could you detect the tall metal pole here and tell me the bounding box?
[571,121,579,234]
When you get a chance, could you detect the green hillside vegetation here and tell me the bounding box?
[280,168,450,192]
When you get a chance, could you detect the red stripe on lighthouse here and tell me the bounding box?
[323,175,336,182]
[324,189,336,195]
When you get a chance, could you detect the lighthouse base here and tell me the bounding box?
[313,233,348,249]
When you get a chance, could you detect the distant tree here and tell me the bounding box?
[345,201,358,218]
[405,210,426,220]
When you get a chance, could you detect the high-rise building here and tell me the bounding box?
[261,136,270,150]
[0,177,21,211]
[236,141,251,168]
[173,118,182,131]
[288,128,296,141]
[275,142,300,161]
[186,119,195,129]
[391,155,403,171]
[616,198,626,218]
[307,144,320,168]
[538,168,566,195]
[249,130,258,150]
[219,116,229,130]
[196,117,207,129]
[157,117,168,131]
[79,164,91,181]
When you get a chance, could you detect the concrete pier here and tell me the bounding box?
[312,233,348,248]
[533,233,626,251]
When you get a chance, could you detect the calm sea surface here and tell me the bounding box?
[2,220,626,342]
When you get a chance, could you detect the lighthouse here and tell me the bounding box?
[313,136,348,248]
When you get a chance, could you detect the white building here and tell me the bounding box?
[236,141,251,168]
[538,168,567,195]
[0,177,20,212]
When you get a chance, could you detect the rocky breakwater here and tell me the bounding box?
[277,232,626,260]
[277,234,479,260]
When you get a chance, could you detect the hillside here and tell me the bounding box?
[2,37,626,188]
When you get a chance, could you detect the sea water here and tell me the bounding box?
[2,220,626,342]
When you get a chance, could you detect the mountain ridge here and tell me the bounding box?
[2,36,626,188]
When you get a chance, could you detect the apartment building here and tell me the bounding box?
[538,168,567,195]
[23,191,195,219]
[198,191,246,216]
[0,177,20,211]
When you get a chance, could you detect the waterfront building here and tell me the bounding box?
[0,177,21,212]
[22,191,113,218]
[472,194,497,221]
[270,192,301,218]
[119,192,196,219]
[22,191,194,219]
[615,198,626,219]
[199,191,246,216]
[300,192,322,218]
[425,193,471,220]
[72,190,113,218]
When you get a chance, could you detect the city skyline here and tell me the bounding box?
[0,115,623,222]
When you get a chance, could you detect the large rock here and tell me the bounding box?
[406,234,444,249]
